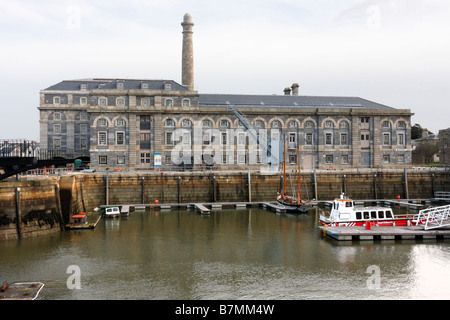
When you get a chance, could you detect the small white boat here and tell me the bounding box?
[103,206,121,218]
[319,193,425,227]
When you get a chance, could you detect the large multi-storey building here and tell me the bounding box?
[38,14,413,171]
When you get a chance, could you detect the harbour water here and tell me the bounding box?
[1,206,449,300]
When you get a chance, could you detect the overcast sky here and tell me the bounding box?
[1,0,449,140]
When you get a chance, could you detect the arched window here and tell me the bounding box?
[164,118,175,127]
[165,98,174,107]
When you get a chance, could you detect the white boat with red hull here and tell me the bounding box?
[319,193,426,227]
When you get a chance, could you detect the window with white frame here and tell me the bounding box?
[53,124,61,134]
[115,119,125,127]
[98,131,107,145]
[141,98,150,107]
[116,97,125,107]
[99,156,107,164]
[305,121,314,128]
[398,133,405,146]
[117,156,125,165]
[165,98,173,107]
[202,119,212,127]
[80,97,87,105]
[326,155,333,164]
[164,119,175,127]
[383,133,390,145]
[221,132,228,145]
[325,133,333,145]
[54,112,61,120]
[183,132,191,145]
[53,138,61,149]
[98,97,107,107]
[340,133,347,145]
[53,97,61,104]
[220,119,230,128]
[80,138,87,149]
[165,132,173,145]
[398,154,405,163]
[341,155,349,164]
[383,155,390,163]
[238,132,246,145]
[98,118,107,127]
[305,133,313,145]
[325,120,333,128]
[181,119,192,127]
[182,99,190,107]
[116,132,125,145]
[203,131,211,145]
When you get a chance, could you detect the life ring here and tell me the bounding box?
[328,166,333,170]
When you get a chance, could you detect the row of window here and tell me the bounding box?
[96,153,406,167]
[52,96,191,107]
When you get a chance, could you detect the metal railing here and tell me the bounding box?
[414,204,450,230]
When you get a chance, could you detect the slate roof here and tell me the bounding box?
[43,79,190,92]
[198,94,394,110]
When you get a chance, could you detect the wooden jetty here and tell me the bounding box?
[318,225,450,241]
[0,282,44,300]
[65,214,102,230]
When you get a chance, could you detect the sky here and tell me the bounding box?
[1,0,449,140]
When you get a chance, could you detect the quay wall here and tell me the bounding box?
[0,178,63,240]
[0,169,448,240]
[73,169,449,211]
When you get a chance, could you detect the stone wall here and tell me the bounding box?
[0,178,63,240]
[1,169,448,241]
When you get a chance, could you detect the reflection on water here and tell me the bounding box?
[1,207,449,300]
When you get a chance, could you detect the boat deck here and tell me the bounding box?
[0,282,44,300]
[318,225,450,241]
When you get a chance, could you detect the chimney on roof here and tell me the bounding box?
[284,87,291,95]
[291,83,299,96]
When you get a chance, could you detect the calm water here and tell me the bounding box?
[1,206,449,300]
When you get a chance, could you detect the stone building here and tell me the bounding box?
[38,13,413,171]
[439,128,450,166]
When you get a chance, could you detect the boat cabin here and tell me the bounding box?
[71,213,87,224]
[329,194,394,223]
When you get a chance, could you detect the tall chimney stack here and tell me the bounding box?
[284,87,291,95]
[181,13,194,90]
[291,83,299,96]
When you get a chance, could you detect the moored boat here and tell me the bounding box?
[276,139,312,213]
[319,193,425,227]
[103,206,121,217]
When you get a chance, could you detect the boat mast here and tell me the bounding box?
[297,145,301,204]
[283,135,286,197]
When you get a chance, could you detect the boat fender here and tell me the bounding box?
[328,166,333,170]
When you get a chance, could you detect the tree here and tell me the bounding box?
[411,124,423,140]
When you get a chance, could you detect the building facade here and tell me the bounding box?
[38,14,413,171]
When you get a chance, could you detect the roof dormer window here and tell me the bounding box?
[141,83,149,90]
[117,82,124,90]
[80,83,87,91]
[164,83,172,90]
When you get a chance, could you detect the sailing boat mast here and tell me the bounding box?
[283,135,286,197]
[297,145,301,204]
